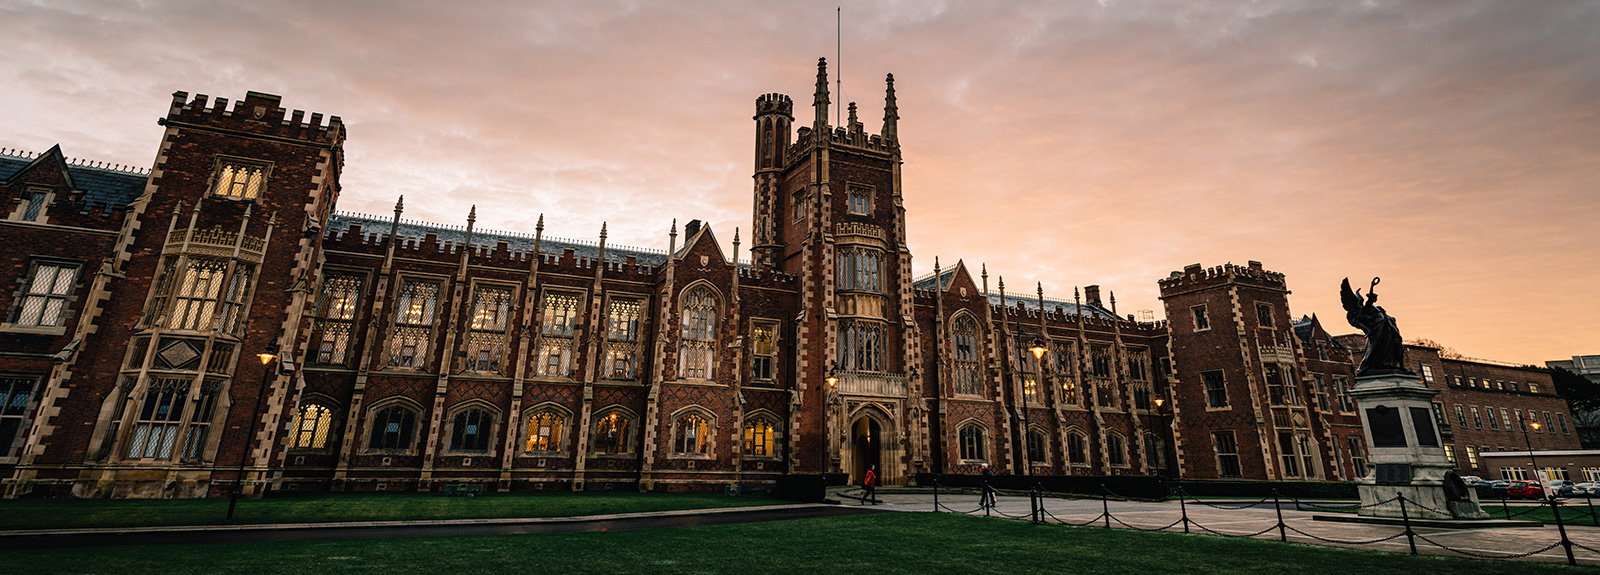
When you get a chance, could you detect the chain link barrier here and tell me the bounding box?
[922,480,1595,566]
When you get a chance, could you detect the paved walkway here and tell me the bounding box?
[0,504,884,550]
[832,487,1600,567]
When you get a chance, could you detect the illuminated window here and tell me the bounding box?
[537,291,580,378]
[464,286,512,373]
[958,424,986,462]
[605,299,643,380]
[952,315,982,396]
[1444,445,1457,466]
[310,274,362,365]
[679,286,719,380]
[388,280,439,369]
[1465,445,1479,469]
[12,262,76,327]
[367,404,418,450]
[1581,467,1600,482]
[743,417,776,456]
[524,409,565,453]
[166,258,251,333]
[673,412,712,455]
[591,411,630,455]
[750,322,776,381]
[210,161,269,200]
[449,408,495,453]
[1420,364,1434,383]
[292,403,336,450]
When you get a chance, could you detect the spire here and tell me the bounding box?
[814,57,831,131]
[600,221,607,239]
[882,73,898,141]
[847,102,859,133]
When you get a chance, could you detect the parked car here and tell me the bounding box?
[1506,481,1545,499]
[1459,475,1485,485]
[1547,480,1576,498]
[1488,480,1511,494]
[1575,482,1599,498]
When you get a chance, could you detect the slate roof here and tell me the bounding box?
[327,212,672,266]
[1,151,147,209]
[911,268,957,291]
[989,293,1118,320]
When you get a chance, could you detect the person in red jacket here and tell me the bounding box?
[859,464,879,505]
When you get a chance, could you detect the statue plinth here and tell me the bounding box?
[1351,374,1490,520]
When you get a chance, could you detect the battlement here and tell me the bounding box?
[163,91,344,146]
[755,93,793,118]
[1158,260,1287,296]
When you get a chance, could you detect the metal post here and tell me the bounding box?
[1273,490,1286,542]
[1550,499,1577,566]
[1397,492,1417,555]
[1101,485,1111,529]
[1500,490,1511,520]
[1178,488,1191,534]
[226,350,277,522]
[1588,496,1598,527]
[1030,486,1040,523]
[933,479,940,512]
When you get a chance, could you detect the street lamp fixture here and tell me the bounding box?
[1029,337,1047,361]
[226,342,278,522]
[826,362,839,388]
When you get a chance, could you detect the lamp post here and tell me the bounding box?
[1150,396,1166,476]
[1520,418,1546,498]
[225,342,277,522]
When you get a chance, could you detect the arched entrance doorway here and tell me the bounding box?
[851,416,881,484]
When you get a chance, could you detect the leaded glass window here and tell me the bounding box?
[310,274,362,365]
[464,286,512,373]
[674,412,711,455]
[592,411,629,455]
[1066,431,1088,465]
[293,403,336,449]
[751,322,776,381]
[744,417,776,456]
[388,281,439,369]
[837,247,882,292]
[679,287,718,380]
[0,377,38,458]
[958,424,985,462]
[1107,433,1127,466]
[521,409,565,453]
[13,263,76,327]
[838,320,885,372]
[538,292,580,378]
[367,404,418,450]
[179,382,220,461]
[605,298,642,380]
[127,378,188,459]
[952,316,981,396]
[211,161,266,200]
[449,408,494,452]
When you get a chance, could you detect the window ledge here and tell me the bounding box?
[0,323,67,336]
[671,453,714,460]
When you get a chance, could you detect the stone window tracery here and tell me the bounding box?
[464,286,512,373]
[958,423,986,462]
[952,316,981,396]
[310,274,362,365]
[679,286,718,380]
[537,291,581,378]
[524,408,565,454]
[605,298,643,380]
[388,280,439,369]
[292,402,336,450]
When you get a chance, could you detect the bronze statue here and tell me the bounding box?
[1341,277,1414,377]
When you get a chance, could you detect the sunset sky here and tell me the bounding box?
[2,1,1595,364]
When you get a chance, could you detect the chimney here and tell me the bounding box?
[685,219,703,238]
[1084,285,1102,307]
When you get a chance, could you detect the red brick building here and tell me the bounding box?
[0,62,1579,497]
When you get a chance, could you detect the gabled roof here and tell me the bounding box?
[1,147,146,209]
[327,212,671,265]
[912,267,958,291]
[1293,314,1350,352]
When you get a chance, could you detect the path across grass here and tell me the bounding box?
[0,512,1585,574]
[0,491,784,531]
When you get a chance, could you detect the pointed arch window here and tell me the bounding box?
[743,416,778,457]
[592,410,631,455]
[388,280,439,369]
[1026,428,1048,464]
[292,403,336,450]
[464,286,512,373]
[210,160,269,200]
[1107,432,1128,467]
[673,412,713,455]
[367,404,419,451]
[952,316,981,396]
[958,423,986,462]
[524,408,566,454]
[537,291,580,378]
[605,298,643,380]
[679,286,718,380]
[1066,431,1089,466]
[310,274,362,365]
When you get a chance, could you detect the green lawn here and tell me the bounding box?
[0,491,784,531]
[0,513,1585,575]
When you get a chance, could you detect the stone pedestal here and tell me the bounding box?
[1351,374,1490,520]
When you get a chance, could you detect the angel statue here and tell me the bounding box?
[1341,277,1414,377]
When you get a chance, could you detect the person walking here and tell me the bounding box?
[980,463,997,508]
[859,464,879,505]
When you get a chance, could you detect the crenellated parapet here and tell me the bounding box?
[161,91,344,147]
[1158,260,1288,298]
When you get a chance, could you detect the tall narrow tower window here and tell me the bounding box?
[679,286,718,380]
[605,298,643,380]
[847,185,872,215]
[310,274,363,365]
[952,316,981,396]
[388,280,439,369]
[464,286,512,373]
[538,292,581,378]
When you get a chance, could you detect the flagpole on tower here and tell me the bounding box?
[837,6,842,127]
